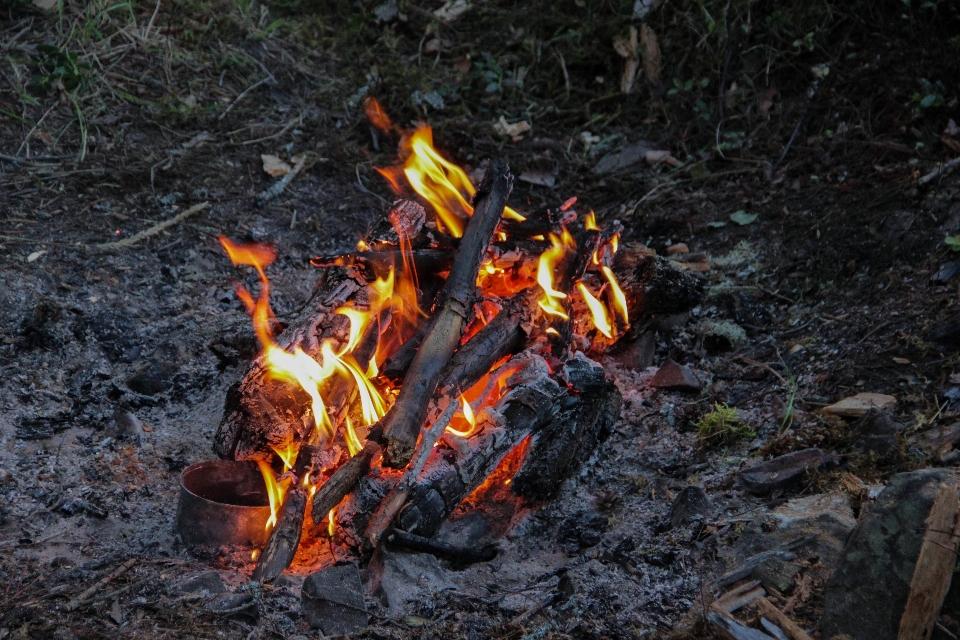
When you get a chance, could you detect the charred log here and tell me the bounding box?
[251,484,307,583]
[380,160,514,468]
[395,367,560,538]
[614,252,703,322]
[511,380,622,503]
[311,441,380,523]
[385,528,498,564]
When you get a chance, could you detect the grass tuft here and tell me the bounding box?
[696,402,754,445]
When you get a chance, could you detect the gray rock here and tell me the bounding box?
[668,486,712,529]
[850,409,903,456]
[371,547,454,615]
[302,564,368,635]
[650,358,703,393]
[737,448,840,494]
[821,469,960,640]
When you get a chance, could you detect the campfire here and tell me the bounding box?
[183,99,697,583]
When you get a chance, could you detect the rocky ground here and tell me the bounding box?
[2,1,960,638]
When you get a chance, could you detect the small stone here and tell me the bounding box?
[931,261,960,284]
[666,243,689,255]
[823,392,896,417]
[175,571,226,596]
[668,486,712,529]
[850,409,903,456]
[301,564,368,635]
[650,358,703,393]
[737,448,840,494]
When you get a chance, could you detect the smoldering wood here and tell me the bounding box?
[380,159,514,468]
[613,252,703,322]
[395,373,561,538]
[498,206,570,238]
[385,528,498,564]
[251,484,307,583]
[214,201,427,461]
[311,441,380,523]
[511,379,622,503]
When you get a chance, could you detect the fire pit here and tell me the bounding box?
[180,100,701,584]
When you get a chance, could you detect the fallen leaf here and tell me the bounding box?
[518,169,557,187]
[640,24,661,85]
[593,140,652,174]
[951,373,960,384]
[373,0,398,22]
[729,210,758,226]
[27,250,47,263]
[810,64,830,80]
[707,221,727,229]
[32,0,56,9]
[613,27,640,94]
[666,243,689,255]
[261,154,291,178]
[644,149,680,167]
[759,88,778,115]
[141,423,154,432]
[823,392,896,417]
[946,119,959,137]
[493,116,531,142]
[892,357,910,365]
[434,0,470,22]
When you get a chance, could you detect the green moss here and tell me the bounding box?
[696,402,754,445]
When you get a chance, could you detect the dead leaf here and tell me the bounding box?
[823,392,896,417]
[261,154,291,178]
[518,170,557,188]
[493,116,531,142]
[759,88,778,115]
[27,250,46,263]
[644,149,681,167]
[434,0,470,22]
[892,357,910,365]
[950,372,960,384]
[632,0,664,19]
[141,423,154,432]
[613,27,640,94]
[182,131,214,149]
[32,0,56,9]
[639,24,661,85]
[946,119,959,137]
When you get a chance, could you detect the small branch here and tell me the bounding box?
[257,155,306,203]
[919,157,960,187]
[311,441,379,523]
[92,202,210,252]
[66,557,137,611]
[219,76,272,121]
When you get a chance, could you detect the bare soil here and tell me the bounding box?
[1,0,959,638]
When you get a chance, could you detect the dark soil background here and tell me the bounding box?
[2,0,960,638]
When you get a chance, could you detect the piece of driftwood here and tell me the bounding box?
[396,358,561,537]
[512,355,621,502]
[754,597,814,640]
[385,528,497,564]
[252,485,307,583]
[380,160,514,468]
[214,200,426,461]
[898,485,960,640]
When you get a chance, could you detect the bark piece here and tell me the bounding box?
[737,449,840,494]
[301,564,368,634]
[381,159,514,467]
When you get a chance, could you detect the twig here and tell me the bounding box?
[92,202,210,251]
[257,156,306,203]
[218,76,272,121]
[66,557,137,611]
[919,157,960,187]
[144,0,162,39]
[555,49,570,97]
[355,164,390,206]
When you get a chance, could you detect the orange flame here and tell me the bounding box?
[272,442,298,472]
[344,415,363,457]
[446,394,479,438]
[584,211,599,231]
[257,461,291,532]
[376,124,525,238]
[601,265,629,326]
[577,282,614,339]
[364,97,394,133]
[536,230,575,320]
[328,508,336,537]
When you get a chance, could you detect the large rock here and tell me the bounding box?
[821,469,960,640]
[301,564,368,635]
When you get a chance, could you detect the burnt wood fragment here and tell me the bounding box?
[385,528,498,564]
[251,484,307,583]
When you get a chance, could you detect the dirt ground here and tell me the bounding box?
[2,0,960,638]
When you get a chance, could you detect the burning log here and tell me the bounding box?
[379,159,514,468]
[213,200,427,461]
[251,484,307,583]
